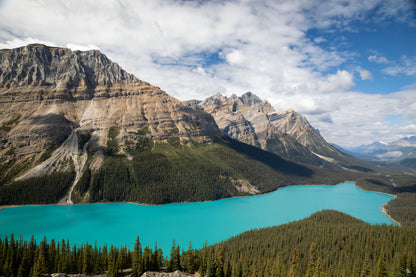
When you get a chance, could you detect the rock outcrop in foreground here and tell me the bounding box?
[142,270,192,277]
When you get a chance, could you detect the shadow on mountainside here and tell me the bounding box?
[219,136,314,177]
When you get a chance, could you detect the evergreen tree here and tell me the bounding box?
[82,243,93,274]
[116,246,129,271]
[199,241,208,275]
[214,243,225,277]
[107,245,118,277]
[17,247,31,277]
[376,252,387,277]
[169,239,180,272]
[289,249,300,277]
[184,242,195,274]
[271,257,281,277]
[151,242,162,271]
[32,250,47,277]
[96,245,108,274]
[206,256,215,277]
[305,243,317,277]
[131,237,144,277]
[360,258,370,277]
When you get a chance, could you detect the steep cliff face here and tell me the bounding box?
[195,92,331,166]
[194,92,372,170]
[0,44,220,185]
[0,44,368,206]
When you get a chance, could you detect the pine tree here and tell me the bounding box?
[82,243,93,274]
[96,245,108,274]
[271,256,281,277]
[361,258,370,277]
[206,255,215,277]
[199,241,208,275]
[314,258,322,277]
[32,250,47,277]
[214,244,225,277]
[184,242,195,274]
[131,237,144,277]
[376,252,387,277]
[289,249,300,277]
[169,239,180,272]
[107,245,118,277]
[17,247,31,277]
[305,243,317,277]
[151,242,161,271]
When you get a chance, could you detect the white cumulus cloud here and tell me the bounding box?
[0,0,415,147]
[368,55,389,64]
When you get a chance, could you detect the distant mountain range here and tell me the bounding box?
[347,136,416,159]
[334,137,416,172]
[0,44,392,206]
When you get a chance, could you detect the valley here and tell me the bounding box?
[0,44,415,277]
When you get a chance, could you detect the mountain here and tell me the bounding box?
[1,44,356,206]
[348,136,416,162]
[190,92,374,171]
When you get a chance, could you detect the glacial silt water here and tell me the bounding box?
[0,182,394,253]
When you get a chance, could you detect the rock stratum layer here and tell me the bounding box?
[0,44,373,206]
[192,92,371,170]
[0,44,220,165]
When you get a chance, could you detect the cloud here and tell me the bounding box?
[0,37,57,49]
[382,55,416,77]
[0,0,414,147]
[66,43,100,51]
[368,55,389,64]
[356,66,373,80]
[318,70,355,92]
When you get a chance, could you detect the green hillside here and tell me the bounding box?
[73,137,347,205]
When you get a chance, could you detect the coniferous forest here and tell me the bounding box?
[1,210,416,277]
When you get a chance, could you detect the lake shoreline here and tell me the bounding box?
[381,203,401,226]
[0,181,348,209]
[0,180,396,209]
[0,181,398,253]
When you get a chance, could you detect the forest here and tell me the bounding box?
[1,135,415,226]
[1,210,415,277]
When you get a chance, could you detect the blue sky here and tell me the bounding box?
[0,0,415,147]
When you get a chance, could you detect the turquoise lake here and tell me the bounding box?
[0,182,394,254]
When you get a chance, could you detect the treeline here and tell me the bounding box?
[75,137,350,204]
[386,192,416,226]
[0,171,75,205]
[1,210,416,277]
[210,210,416,276]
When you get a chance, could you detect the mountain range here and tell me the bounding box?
[346,136,416,161]
[336,136,416,173]
[187,92,373,171]
[0,44,393,206]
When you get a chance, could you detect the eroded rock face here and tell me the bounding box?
[0,44,221,175]
[194,92,339,166]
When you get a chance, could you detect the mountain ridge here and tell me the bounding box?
[0,44,395,206]
[189,92,375,171]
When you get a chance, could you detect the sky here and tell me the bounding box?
[0,0,415,148]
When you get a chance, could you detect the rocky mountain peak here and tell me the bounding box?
[198,92,347,168]
[0,45,221,180]
[0,44,149,100]
[272,109,312,136]
[239,91,264,106]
